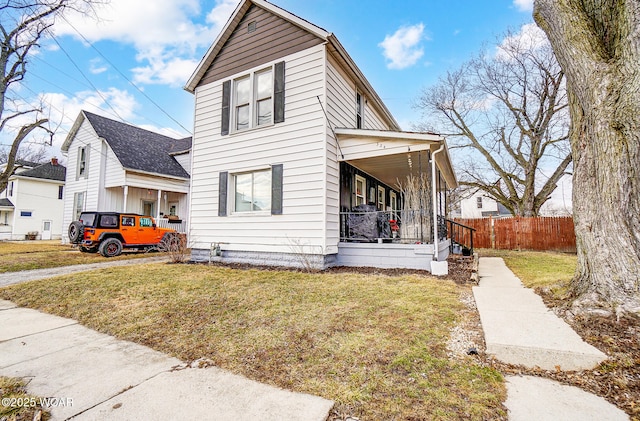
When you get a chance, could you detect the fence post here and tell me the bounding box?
[490,215,495,249]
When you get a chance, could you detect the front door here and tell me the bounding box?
[142,200,155,217]
[42,220,52,240]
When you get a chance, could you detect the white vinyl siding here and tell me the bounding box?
[8,177,64,240]
[190,46,328,254]
[62,119,104,242]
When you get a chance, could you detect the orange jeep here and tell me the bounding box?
[68,212,177,257]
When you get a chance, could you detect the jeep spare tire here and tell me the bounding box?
[99,238,123,257]
[68,221,84,243]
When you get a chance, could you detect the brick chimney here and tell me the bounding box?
[51,157,58,166]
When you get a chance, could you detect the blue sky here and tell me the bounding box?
[6,0,535,160]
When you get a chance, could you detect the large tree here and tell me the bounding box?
[414,26,572,217]
[534,0,640,315]
[0,0,98,192]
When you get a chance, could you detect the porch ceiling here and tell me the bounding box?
[335,128,458,189]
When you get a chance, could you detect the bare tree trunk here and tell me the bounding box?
[535,0,640,315]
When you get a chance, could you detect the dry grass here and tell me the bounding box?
[477,249,576,297]
[0,263,505,420]
[0,240,157,273]
[0,376,48,421]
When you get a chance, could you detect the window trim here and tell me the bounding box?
[231,66,274,133]
[377,186,386,211]
[20,210,33,217]
[73,192,85,221]
[356,91,364,129]
[77,146,88,179]
[230,168,272,215]
[354,175,366,206]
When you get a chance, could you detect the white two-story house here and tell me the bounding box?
[0,159,66,240]
[61,111,191,242]
[185,0,460,271]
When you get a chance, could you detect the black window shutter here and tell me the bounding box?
[218,171,228,217]
[271,164,283,215]
[274,61,285,124]
[221,80,231,135]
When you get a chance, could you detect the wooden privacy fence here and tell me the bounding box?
[453,216,576,252]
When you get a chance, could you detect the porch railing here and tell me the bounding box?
[156,218,187,233]
[340,209,445,244]
[443,217,475,255]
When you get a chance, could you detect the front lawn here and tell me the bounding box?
[478,249,576,297]
[0,241,157,273]
[0,263,505,420]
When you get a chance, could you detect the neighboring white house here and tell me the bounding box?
[184,0,460,271]
[0,159,66,240]
[60,111,191,242]
[453,189,512,219]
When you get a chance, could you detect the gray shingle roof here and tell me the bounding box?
[83,111,191,179]
[0,198,13,208]
[18,162,66,182]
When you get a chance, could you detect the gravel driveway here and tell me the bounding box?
[0,256,169,288]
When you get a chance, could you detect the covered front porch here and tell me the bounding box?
[334,128,459,272]
[103,175,189,233]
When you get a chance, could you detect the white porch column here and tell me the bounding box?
[157,189,162,219]
[123,185,128,212]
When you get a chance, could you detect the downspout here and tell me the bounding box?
[431,143,445,261]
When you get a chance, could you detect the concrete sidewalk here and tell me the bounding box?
[474,257,628,421]
[0,299,333,421]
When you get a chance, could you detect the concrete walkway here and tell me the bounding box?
[474,257,628,421]
[0,299,334,420]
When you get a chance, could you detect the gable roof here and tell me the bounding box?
[62,111,191,179]
[185,0,399,130]
[17,161,66,182]
[0,198,13,208]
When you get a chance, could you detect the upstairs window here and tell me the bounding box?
[221,62,285,136]
[8,181,13,197]
[58,185,64,200]
[233,69,273,131]
[356,92,364,129]
[477,196,483,209]
[77,146,88,179]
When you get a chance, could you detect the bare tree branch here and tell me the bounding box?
[414,25,571,216]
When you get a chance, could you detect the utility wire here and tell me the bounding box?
[46,30,128,124]
[59,14,192,134]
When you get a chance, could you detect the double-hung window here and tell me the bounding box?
[356,92,364,129]
[233,69,273,131]
[221,62,284,136]
[77,146,88,179]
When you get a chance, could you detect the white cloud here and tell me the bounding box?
[379,23,426,70]
[496,23,548,60]
[513,0,534,12]
[54,0,238,86]
[132,49,201,87]
[89,58,108,74]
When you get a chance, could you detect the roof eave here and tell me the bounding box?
[124,168,190,181]
[326,35,401,131]
[184,0,330,93]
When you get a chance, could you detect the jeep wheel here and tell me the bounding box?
[99,238,123,257]
[68,221,84,244]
